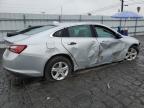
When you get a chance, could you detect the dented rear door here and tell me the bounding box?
[62,25,100,68]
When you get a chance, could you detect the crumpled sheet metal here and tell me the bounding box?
[98,40,127,63]
[71,41,99,66]
[62,38,99,68]
[48,37,129,70]
[62,37,128,69]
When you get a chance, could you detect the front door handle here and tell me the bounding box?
[68,42,77,45]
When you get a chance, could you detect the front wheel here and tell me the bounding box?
[125,46,139,61]
[44,56,73,81]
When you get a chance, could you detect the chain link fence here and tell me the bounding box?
[0,13,144,42]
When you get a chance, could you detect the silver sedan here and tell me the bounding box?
[2,22,140,81]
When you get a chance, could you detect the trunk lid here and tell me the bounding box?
[4,34,30,43]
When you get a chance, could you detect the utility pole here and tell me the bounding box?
[61,6,63,16]
[121,0,124,12]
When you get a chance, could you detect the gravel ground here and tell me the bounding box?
[0,36,144,108]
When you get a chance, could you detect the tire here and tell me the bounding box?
[44,56,73,81]
[125,46,139,61]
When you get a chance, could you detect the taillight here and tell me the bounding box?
[9,45,27,54]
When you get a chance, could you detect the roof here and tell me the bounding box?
[54,22,101,27]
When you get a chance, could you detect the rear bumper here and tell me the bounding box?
[3,66,43,77]
[2,50,45,77]
[4,67,39,78]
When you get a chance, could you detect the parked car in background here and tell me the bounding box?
[2,22,140,81]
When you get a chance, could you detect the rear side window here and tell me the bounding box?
[53,29,69,37]
[68,25,93,37]
[23,25,55,35]
[53,30,63,37]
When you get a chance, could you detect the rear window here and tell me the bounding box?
[23,25,55,35]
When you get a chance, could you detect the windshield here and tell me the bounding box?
[23,25,56,35]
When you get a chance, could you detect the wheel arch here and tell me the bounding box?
[129,43,140,54]
[130,43,139,47]
[44,54,74,75]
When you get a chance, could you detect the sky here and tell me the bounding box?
[0,0,144,16]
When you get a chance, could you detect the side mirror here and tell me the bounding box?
[115,33,122,39]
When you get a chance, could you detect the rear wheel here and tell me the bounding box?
[125,46,139,61]
[44,56,73,81]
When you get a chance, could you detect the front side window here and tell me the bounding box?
[94,26,115,38]
[68,25,93,37]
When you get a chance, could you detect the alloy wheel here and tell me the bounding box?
[125,47,138,61]
[51,62,69,80]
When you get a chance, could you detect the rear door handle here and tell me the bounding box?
[68,42,77,45]
[101,41,109,43]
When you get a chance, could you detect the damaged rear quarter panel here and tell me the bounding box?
[45,37,79,71]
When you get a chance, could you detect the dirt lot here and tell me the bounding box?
[0,36,144,108]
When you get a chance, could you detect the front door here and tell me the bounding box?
[93,25,126,64]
